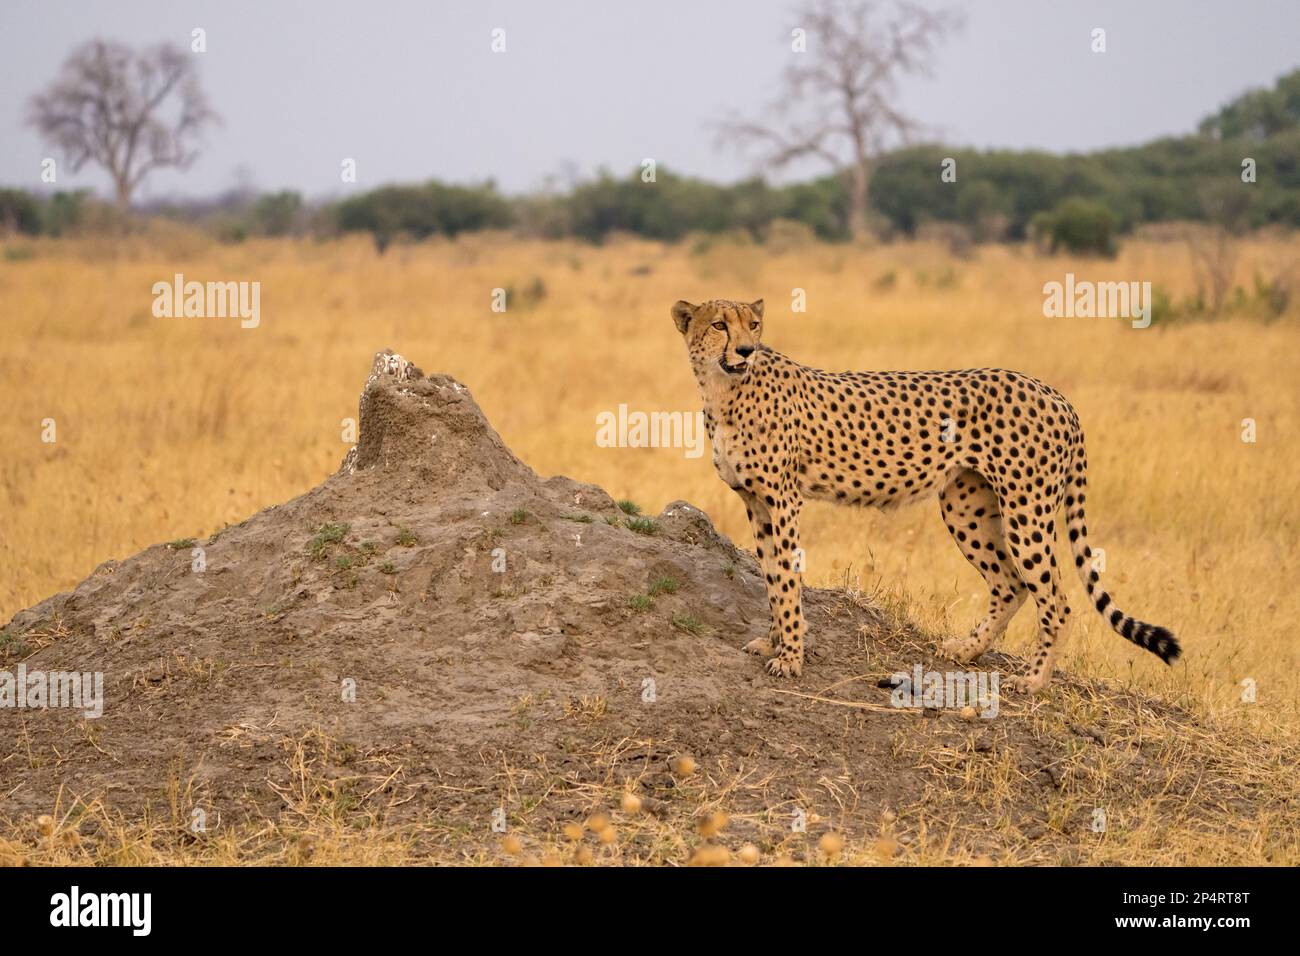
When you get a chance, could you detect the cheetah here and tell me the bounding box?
[671,297,1180,693]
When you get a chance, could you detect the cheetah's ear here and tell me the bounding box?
[671,300,697,334]
[750,299,764,319]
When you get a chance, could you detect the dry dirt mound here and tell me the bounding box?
[2,351,1294,865]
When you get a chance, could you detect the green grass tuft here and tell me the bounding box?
[648,576,679,596]
[309,523,351,560]
[671,613,712,637]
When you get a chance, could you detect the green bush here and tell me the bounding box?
[0,189,41,235]
[251,190,304,236]
[336,180,513,251]
[1032,198,1119,256]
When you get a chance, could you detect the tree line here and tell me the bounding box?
[4,69,1298,255]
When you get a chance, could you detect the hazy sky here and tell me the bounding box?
[2,0,1297,201]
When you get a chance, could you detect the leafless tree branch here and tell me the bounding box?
[27,39,219,214]
[715,0,961,238]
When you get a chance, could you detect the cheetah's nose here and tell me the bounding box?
[736,346,755,358]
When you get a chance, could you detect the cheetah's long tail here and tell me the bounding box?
[1064,445,1181,664]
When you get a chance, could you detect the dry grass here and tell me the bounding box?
[4,696,1295,867]
[1,230,1297,864]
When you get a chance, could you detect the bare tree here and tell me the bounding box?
[28,40,218,215]
[718,0,960,240]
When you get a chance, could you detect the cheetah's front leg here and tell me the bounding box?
[742,491,806,677]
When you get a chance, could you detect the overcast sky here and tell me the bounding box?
[1,0,1297,201]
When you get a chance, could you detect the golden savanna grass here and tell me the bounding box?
[1,230,1297,864]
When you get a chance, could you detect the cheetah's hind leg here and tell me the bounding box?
[937,469,1028,663]
[994,487,1072,694]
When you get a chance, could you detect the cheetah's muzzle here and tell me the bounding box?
[672,296,1182,694]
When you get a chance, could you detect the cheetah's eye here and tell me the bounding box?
[711,322,726,331]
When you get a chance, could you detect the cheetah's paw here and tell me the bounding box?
[765,654,803,678]
[1006,672,1050,695]
[940,638,978,662]
[742,637,775,657]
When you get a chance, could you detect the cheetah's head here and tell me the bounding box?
[671,299,764,378]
